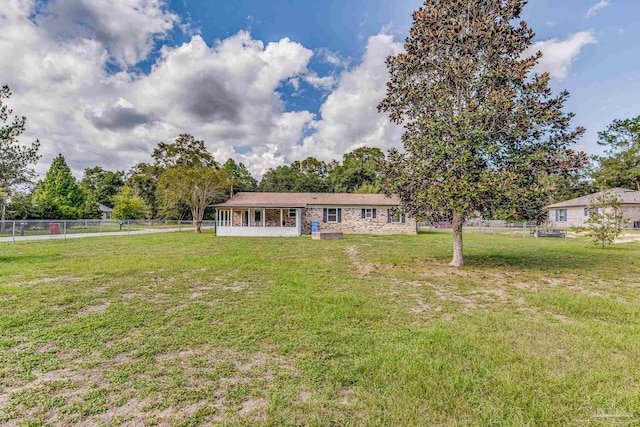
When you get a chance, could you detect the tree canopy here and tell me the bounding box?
[156,165,229,232]
[378,0,586,266]
[222,159,258,195]
[0,85,40,225]
[112,187,149,220]
[32,154,86,219]
[152,133,219,169]
[592,116,640,191]
[81,166,125,212]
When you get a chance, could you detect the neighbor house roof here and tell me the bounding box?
[99,204,113,212]
[213,192,401,208]
[547,188,640,208]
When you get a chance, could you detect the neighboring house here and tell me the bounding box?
[213,192,417,237]
[547,188,640,228]
[99,204,113,220]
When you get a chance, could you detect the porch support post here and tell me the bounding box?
[262,209,265,227]
[248,209,251,227]
[230,208,233,227]
[296,208,301,235]
[280,209,283,227]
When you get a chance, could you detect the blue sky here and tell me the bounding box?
[1,0,638,177]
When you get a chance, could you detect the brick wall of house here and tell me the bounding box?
[548,205,640,228]
[301,207,417,235]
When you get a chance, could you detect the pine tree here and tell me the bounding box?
[33,154,86,219]
[0,85,40,228]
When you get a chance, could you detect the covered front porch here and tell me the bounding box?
[215,207,303,237]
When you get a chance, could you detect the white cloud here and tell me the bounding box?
[303,73,337,91]
[34,0,179,68]
[0,1,319,177]
[295,33,404,162]
[525,32,596,79]
[0,2,406,179]
[586,0,610,19]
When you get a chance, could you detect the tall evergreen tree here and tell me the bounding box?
[592,116,640,190]
[222,159,258,195]
[33,154,86,219]
[0,85,40,227]
[378,0,586,266]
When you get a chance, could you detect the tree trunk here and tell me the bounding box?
[450,212,464,267]
[1,193,6,234]
[192,206,203,233]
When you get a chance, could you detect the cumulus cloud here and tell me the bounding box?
[295,33,404,161]
[88,104,153,130]
[585,0,610,19]
[35,0,179,68]
[0,1,440,179]
[526,32,596,79]
[0,1,320,177]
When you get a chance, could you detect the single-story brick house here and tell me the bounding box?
[212,192,417,237]
[547,187,640,228]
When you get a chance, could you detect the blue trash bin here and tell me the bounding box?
[311,221,319,233]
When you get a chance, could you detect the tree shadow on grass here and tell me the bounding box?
[0,254,56,264]
[463,244,638,272]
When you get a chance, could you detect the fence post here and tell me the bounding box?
[128,220,131,235]
[178,221,181,232]
[63,221,67,241]
[12,221,16,243]
[100,220,103,237]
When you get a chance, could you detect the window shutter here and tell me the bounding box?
[373,209,377,219]
[387,209,392,223]
[323,208,327,223]
[337,209,342,223]
[361,208,365,219]
[555,210,558,221]
[401,214,406,224]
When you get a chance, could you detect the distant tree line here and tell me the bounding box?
[1,81,639,231]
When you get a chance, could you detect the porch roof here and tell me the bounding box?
[213,192,400,208]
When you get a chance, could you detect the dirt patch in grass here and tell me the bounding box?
[1,345,296,425]
[76,302,110,316]
[10,276,84,286]
[222,282,246,292]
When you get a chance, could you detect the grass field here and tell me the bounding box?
[0,231,639,426]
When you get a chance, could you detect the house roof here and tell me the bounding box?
[98,204,113,212]
[213,192,401,208]
[547,188,640,208]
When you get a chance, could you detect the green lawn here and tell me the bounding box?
[0,231,639,426]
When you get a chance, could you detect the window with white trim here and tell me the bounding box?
[391,212,405,223]
[555,209,567,222]
[254,210,262,223]
[288,208,297,217]
[364,208,374,219]
[327,208,338,223]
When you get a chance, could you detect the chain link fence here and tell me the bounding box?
[0,220,215,243]
[418,221,568,238]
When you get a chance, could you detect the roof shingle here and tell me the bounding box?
[547,188,640,208]
[213,192,401,208]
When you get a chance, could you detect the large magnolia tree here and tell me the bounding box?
[378,0,586,266]
[156,166,229,232]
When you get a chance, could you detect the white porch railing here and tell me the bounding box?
[216,226,300,237]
